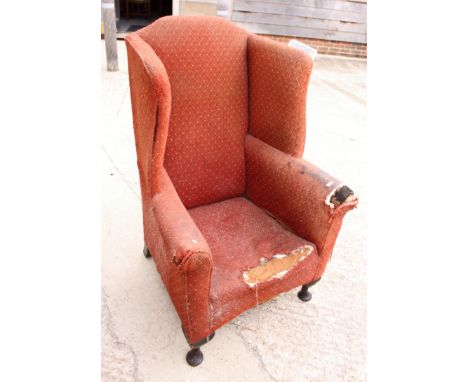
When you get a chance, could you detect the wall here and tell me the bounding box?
[264,34,366,58]
[179,0,218,16]
[230,0,367,57]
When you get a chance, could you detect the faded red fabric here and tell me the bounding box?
[138,16,249,208]
[245,135,358,280]
[248,35,313,157]
[125,16,358,345]
[189,197,318,330]
[148,169,213,341]
[126,34,171,195]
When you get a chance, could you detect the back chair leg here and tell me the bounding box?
[298,285,312,301]
[143,243,152,258]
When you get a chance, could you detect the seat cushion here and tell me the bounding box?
[189,197,319,330]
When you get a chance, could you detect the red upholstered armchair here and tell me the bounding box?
[125,16,358,366]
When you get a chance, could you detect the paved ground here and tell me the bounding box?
[102,40,366,382]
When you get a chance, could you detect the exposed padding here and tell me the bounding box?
[137,16,250,208]
[242,245,314,287]
[245,135,358,280]
[247,34,313,157]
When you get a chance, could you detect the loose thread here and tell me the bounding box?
[255,282,260,330]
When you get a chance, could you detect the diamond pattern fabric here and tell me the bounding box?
[125,16,357,345]
[138,16,249,208]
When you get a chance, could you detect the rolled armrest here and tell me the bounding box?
[245,135,358,279]
[150,169,213,342]
[151,169,213,272]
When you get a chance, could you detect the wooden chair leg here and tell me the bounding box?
[186,348,203,367]
[297,278,321,302]
[298,285,312,301]
[143,243,151,258]
[184,332,215,367]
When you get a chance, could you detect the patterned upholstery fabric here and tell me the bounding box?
[189,197,319,330]
[125,16,358,345]
[248,36,313,157]
[138,16,249,208]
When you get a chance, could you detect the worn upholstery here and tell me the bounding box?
[248,36,312,157]
[138,16,249,208]
[245,135,359,280]
[126,16,358,345]
[189,197,319,330]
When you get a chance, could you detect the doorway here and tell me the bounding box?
[115,0,173,37]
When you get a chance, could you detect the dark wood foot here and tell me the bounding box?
[298,285,312,302]
[143,244,151,258]
[186,348,203,367]
[298,278,321,302]
[182,331,215,366]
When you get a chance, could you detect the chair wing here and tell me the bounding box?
[247,34,313,157]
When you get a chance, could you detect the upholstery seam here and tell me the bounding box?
[149,109,158,195]
[184,270,192,341]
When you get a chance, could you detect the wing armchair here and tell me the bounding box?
[125,15,358,366]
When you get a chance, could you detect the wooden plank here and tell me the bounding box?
[102,0,118,71]
[233,1,367,23]
[232,11,367,34]
[235,21,367,43]
[251,0,367,14]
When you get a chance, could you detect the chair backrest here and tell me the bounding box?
[137,16,249,208]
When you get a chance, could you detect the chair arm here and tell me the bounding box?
[150,169,213,342]
[245,135,358,280]
[151,169,213,273]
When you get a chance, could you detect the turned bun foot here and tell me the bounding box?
[298,285,312,302]
[186,348,203,367]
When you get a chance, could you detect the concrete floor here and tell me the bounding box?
[102,40,366,382]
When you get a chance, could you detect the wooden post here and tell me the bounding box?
[102,0,118,71]
[217,0,233,19]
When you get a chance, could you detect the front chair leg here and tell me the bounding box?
[186,348,203,367]
[298,278,321,302]
[184,332,215,367]
[298,285,312,301]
